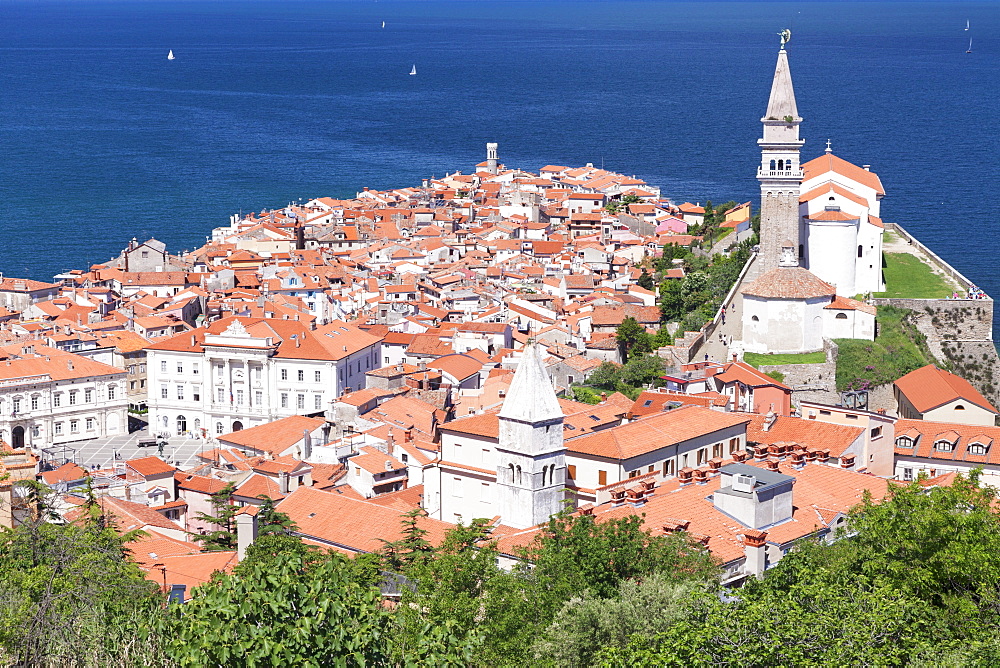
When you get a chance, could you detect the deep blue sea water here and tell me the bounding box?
[1,1,998,305]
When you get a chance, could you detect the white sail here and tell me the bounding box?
[382,21,385,28]
[965,20,970,30]
[409,65,416,75]
[167,50,175,60]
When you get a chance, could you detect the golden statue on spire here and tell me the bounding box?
[779,29,792,49]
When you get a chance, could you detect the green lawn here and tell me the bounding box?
[834,305,930,391]
[873,253,953,299]
[745,351,826,367]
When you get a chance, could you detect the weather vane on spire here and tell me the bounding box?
[778,28,792,49]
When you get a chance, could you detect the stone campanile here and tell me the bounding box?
[486,142,499,175]
[758,31,805,272]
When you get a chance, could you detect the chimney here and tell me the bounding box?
[235,511,258,561]
[625,487,645,507]
[693,468,709,484]
[732,449,750,462]
[67,360,74,370]
[302,429,313,461]
[707,458,723,471]
[765,459,780,471]
[278,470,290,494]
[762,411,777,432]
[610,489,628,506]
[678,467,694,485]
[840,454,856,469]
[403,428,412,443]
[742,529,769,577]
[790,452,806,469]
[862,165,871,171]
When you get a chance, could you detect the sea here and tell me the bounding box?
[1,1,997,307]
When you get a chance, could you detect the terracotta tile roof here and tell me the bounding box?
[175,472,229,495]
[276,486,452,553]
[802,153,886,196]
[234,473,286,501]
[218,415,326,456]
[746,414,864,457]
[591,304,661,327]
[630,390,725,417]
[140,551,238,599]
[799,182,869,208]
[567,405,750,460]
[68,496,184,534]
[894,364,997,414]
[126,456,177,478]
[824,295,877,315]
[714,361,792,390]
[894,418,1000,464]
[742,266,835,300]
[439,409,501,439]
[40,461,88,486]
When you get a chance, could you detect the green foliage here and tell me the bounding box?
[535,573,700,665]
[636,269,654,291]
[620,194,643,205]
[256,495,298,536]
[381,507,435,571]
[744,351,825,367]
[615,316,651,362]
[658,278,685,322]
[587,362,623,390]
[874,252,954,299]
[603,201,622,214]
[598,472,1000,667]
[617,354,666,388]
[571,385,603,404]
[835,305,930,390]
[160,552,391,666]
[0,481,163,667]
[763,370,785,383]
[191,481,238,551]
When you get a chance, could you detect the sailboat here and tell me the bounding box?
[966,37,973,53]
[167,50,175,60]
[409,64,416,75]
[382,21,385,29]
[965,19,970,31]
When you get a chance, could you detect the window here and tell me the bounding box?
[254,367,261,381]
[86,418,94,431]
[846,414,858,420]
[871,426,883,439]
[177,363,183,374]
[161,360,167,372]
[192,364,199,375]
[53,394,61,407]
[713,444,722,458]
[70,420,79,434]
[568,464,577,479]
[751,315,759,322]
[955,404,966,411]
[401,453,409,463]
[314,394,322,410]
[107,385,116,400]
[628,470,639,479]
[935,440,955,452]
[729,438,739,453]
[236,389,244,405]
[297,394,305,409]
[30,397,38,411]
[598,470,607,486]
[12,398,21,414]
[281,393,289,408]
[84,389,92,403]
[193,388,200,402]
[216,422,224,434]
[255,391,263,406]
[216,388,224,403]
[835,312,849,320]
[69,392,77,406]
[140,363,146,373]
[161,385,169,399]
[54,422,63,435]
[31,425,40,437]
[297,370,305,382]
[697,449,707,465]
[903,468,913,481]
[858,244,863,258]
[315,370,321,383]
[176,385,184,400]
[969,442,990,456]
[663,460,675,477]
[452,477,463,497]
[281,369,288,381]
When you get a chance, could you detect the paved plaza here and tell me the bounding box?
[46,427,212,472]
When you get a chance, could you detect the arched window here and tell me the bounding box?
[751,315,759,322]
[955,404,966,410]
[541,466,547,487]
[935,440,955,452]
[896,436,914,448]
[216,422,224,434]
[516,465,522,485]
[162,415,168,429]
[835,313,849,320]
[176,415,187,434]
[777,159,784,170]
[858,245,863,258]
[769,159,776,170]
[194,418,201,432]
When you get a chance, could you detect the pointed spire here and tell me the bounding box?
[764,48,799,121]
[499,342,563,423]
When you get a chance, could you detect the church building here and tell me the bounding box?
[741,34,878,354]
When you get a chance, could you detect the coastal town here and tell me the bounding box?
[3,33,1000,664]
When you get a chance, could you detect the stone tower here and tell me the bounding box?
[496,342,566,529]
[486,142,499,175]
[758,37,805,272]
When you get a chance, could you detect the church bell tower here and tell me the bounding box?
[496,342,566,529]
[758,30,805,272]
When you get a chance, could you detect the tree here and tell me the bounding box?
[588,362,622,390]
[636,269,654,291]
[380,507,434,571]
[619,354,666,388]
[615,317,650,362]
[603,201,623,214]
[0,480,163,667]
[256,495,297,536]
[191,482,238,551]
[620,194,643,205]
[659,278,685,322]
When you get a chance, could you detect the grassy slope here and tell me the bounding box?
[744,351,826,367]
[873,253,953,299]
[834,305,931,391]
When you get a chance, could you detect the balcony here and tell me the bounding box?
[757,168,803,179]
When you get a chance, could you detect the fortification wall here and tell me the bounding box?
[871,297,1000,408]
[758,339,840,408]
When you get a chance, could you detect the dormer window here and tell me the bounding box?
[935,440,955,452]
[969,442,989,456]
[896,436,914,448]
